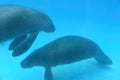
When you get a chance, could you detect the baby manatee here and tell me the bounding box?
[0,4,55,57]
[21,35,113,80]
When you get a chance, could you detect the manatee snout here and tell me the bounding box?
[41,16,55,33]
[20,60,27,68]
[21,59,32,68]
[104,59,113,65]
[44,24,55,32]
[51,25,55,32]
[48,25,55,32]
[94,54,113,65]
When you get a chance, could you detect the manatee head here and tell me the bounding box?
[21,57,34,68]
[20,51,39,68]
[20,50,48,68]
[21,56,46,68]
[20,57,43,68]
[40,13,55,32]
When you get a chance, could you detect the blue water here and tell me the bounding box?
[0,0,120,80]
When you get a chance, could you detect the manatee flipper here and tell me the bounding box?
[12,31,39,57]
[45,66,53,80]
[94,50,113,65]
[8,35,27,50]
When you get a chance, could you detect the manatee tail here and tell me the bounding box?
[94,50,113,65]
[45,66,54,80]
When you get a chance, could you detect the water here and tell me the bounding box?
[0,0,120,80]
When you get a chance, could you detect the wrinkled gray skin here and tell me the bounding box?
[21,35,113,80]
[0,4,55,57]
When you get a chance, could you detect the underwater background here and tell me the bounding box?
[0,0,120,80]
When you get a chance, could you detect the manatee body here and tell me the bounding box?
[21,35,113,80]
[0,4,55,56]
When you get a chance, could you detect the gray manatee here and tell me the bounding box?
[0,4,55,57]
[21,35,113,80]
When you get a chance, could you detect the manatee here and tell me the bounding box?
[21,35,113,80]
[0,4,55,57]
